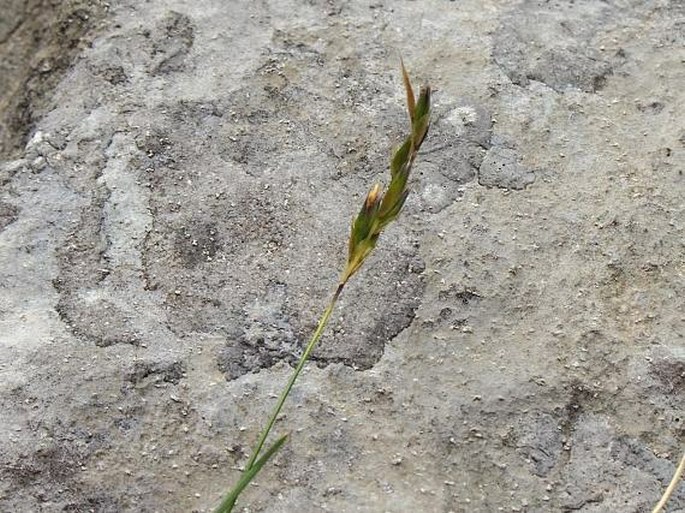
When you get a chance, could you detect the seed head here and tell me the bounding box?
[341,62,431,284]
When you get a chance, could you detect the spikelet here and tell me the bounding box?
[342,61,431,284]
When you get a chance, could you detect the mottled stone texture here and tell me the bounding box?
[1,1,683,512]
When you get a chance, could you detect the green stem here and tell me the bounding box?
[216,282,346,513]
[245,282,345,470]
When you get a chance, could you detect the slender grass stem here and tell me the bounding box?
[651,450,685,513]
[214,282,346,513]
[245,282,345,470]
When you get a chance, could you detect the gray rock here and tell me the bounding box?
[479,146,535,190]
[0,1,682,512]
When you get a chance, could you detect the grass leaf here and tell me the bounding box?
[213,434,289,513]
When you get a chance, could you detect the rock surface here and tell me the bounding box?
[0,1,683,512]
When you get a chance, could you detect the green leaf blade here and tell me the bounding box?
[213,434,289,513]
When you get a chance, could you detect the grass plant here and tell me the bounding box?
[213,61,431,513]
